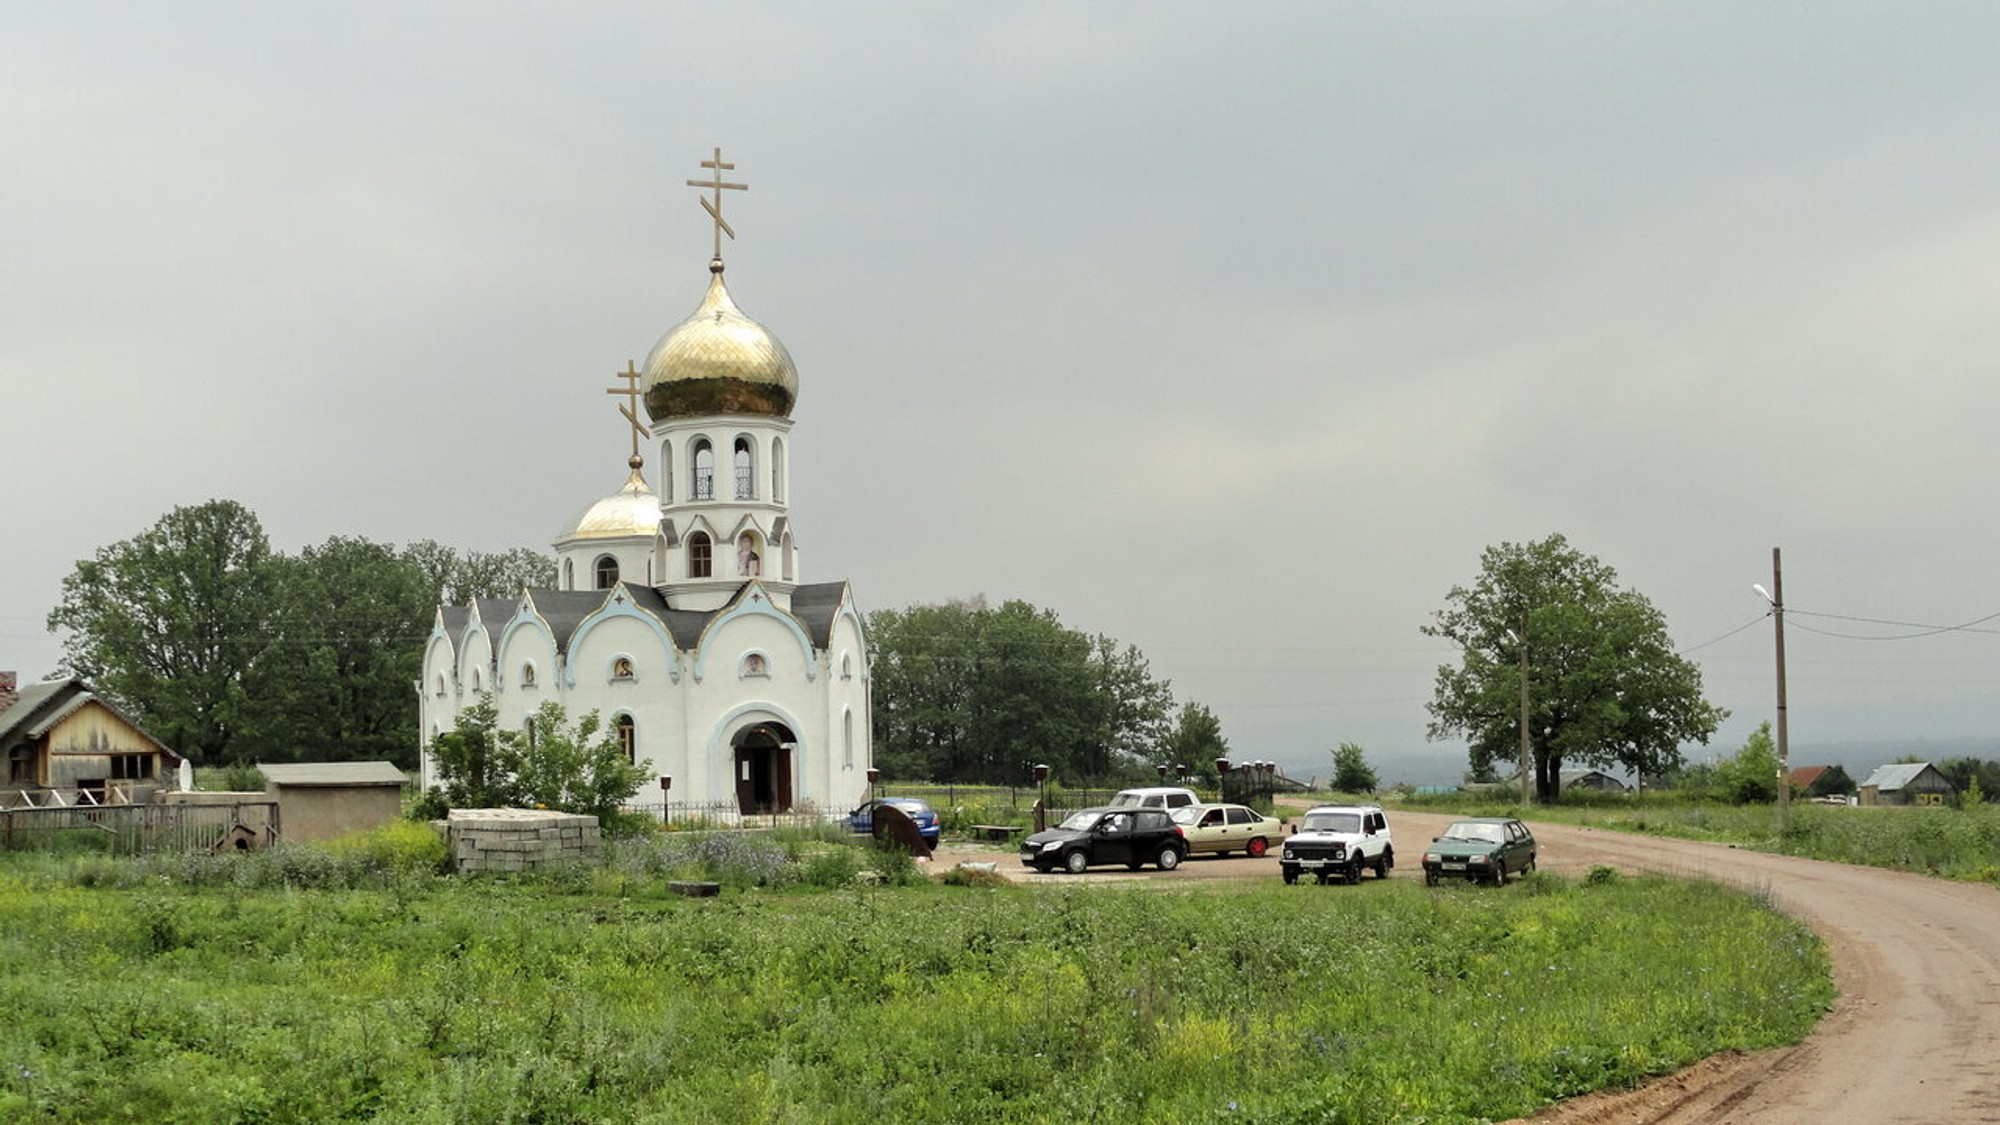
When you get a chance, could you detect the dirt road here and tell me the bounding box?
[948,811,2000,1123]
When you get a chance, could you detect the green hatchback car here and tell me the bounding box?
[1422,817,1537,886]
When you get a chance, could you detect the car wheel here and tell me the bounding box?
[1347,857,1364,885]
[1424,870,1439,887]
[1246,837,1269,858]
[1156,846,1182,871]
[1490,860,1507,887]
[1282,868,1298,885]
[1064,850,1090,875]
[1524,856,1537,874]
[1373,850,1390,878]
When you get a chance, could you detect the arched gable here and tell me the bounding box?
[707,700,810,777]
[692,584,817,684]
[566,588,680,688]
[496,604,560,696]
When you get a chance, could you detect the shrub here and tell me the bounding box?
[1584,865,1621,886]
[320,819,449,876]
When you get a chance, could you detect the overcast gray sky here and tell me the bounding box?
[8,3,1999,784]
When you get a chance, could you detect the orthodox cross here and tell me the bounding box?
[605,360,648,461]
[686,146,747,260]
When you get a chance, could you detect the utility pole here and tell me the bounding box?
[1771,548,1790,833]
[1518,613,1533,805]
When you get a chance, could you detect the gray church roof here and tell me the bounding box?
[789,581,852,648]
[523,589,612,653]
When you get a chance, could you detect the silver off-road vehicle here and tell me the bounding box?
[1280,804,1393,885]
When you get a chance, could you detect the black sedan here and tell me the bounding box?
[1020,807,1188,874]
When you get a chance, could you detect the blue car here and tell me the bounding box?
[847,798,942,847]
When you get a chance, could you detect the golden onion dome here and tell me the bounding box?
[560,459,661,541]
[641,260,798,421]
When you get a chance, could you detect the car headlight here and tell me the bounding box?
[1281,848,1295,861]
[1424,853,1439,864]
[1040,840,1062,852]
[1470,855,1492,865]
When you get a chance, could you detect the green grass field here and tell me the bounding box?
[0,834,1830,1125]
[1387,791,2000,883]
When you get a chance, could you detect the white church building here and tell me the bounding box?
[419,151,871,816]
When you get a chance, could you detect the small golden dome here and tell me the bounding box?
[641,262,798,421]
[560,460,660,541]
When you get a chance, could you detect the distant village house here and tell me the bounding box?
[1858,762,1955,807]
[1,673,183,809]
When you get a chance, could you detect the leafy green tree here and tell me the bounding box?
[1423,534,1726,801]
[1161,702,1230,783]
[403,540,556,604]
[1331,742,1379,792]
[427,695,647,820]
[868,597,1183,785]
[248,536,435,767]
[1716,722,1780,804]
[46,500,278,766]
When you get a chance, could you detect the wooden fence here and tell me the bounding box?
[0,801,280,855]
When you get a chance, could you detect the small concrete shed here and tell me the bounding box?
[258,762,407,842]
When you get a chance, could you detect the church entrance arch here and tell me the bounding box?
[731,722,795,814]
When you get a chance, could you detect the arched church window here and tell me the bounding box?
[611,656,635,681]
[659,439,674,502]
[471,668,483,692]
[781,533,795,582]
[692,440,715,500]
[435,675,446,698]
[524,716,537,748]
[688,532,712,578]
[771,438,786,502]
[736,532,761,577]
[841,653,853,680]
[843,709,854,769]
[595,555,619,589]
[734,437,755,499]
[521,664,536,688]
[562,558,574,590]
[614,714,636,764]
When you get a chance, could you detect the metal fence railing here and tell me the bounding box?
[0,801,280,855]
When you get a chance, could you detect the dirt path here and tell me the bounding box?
[1473,814,2000,1125]
[941,810,2000,1122]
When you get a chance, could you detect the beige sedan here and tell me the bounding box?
[1170,803,1284,858]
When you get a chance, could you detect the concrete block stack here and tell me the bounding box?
[446,808,601,873]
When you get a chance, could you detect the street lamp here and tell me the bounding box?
[1032,763,1051,831]
[1506,622,1532,805]
[1754,547,1791,833]
[1214,757,1231,803]
[658,775,672,826]
[866,767,881,806]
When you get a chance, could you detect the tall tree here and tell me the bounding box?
[46,500,277,766]
[249,536,435,767]
[868,597,1186,785]
[1161,702,1230,783]
[1331,742,1379,793]
[1423,534,1726,801]
[402,540,555,604]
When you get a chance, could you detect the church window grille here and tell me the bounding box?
[614,714,636,764]
[692,440,715,500]
[689,532,713,578]
[734,437,755,499]
[594,555,619,589]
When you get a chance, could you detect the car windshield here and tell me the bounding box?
[1303,812,1361,834]
[1170,807,1202,825]
[1442,821,1505,844]
[1108,793,1146,808]
[1058,811,1103,831]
